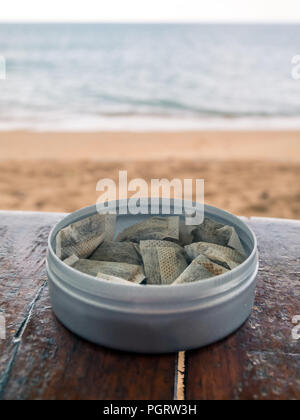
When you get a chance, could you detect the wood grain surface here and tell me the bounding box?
[0,212,299,400]
[186,217,300,400]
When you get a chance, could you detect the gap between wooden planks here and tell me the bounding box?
[174,351,186,400]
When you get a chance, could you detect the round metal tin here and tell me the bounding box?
[47,200,258,354]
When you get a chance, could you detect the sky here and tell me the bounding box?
[1,0,300,23]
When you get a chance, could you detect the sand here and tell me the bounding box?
[0,130,299,219]
[0,130,299,162]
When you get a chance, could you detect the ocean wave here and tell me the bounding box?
[1,115,300,132]
[1,23,300,131]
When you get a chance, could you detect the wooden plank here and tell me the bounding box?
[2,212,299,400]
[0,212,176,400]
[186,217,300,400]
[0,212,65,398]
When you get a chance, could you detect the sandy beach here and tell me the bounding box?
[0,130,299,219]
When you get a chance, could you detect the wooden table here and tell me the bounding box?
[0,211,299,400]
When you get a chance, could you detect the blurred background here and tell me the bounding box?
[0,0,299,218]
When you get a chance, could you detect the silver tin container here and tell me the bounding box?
[47,200,258,354]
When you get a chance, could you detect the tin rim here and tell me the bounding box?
[47,199,258,302]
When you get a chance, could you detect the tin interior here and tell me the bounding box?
[48,200,257,300]
[51,199,254,257]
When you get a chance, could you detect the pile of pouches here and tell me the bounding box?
[56,214,246,286]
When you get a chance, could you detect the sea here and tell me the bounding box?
[0,23,300,131]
